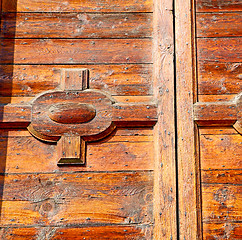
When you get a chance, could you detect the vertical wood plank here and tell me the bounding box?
[175,0,201,239]
[153,0,177,239]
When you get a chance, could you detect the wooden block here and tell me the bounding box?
[57,136,85,165]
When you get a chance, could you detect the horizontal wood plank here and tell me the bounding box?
[196,0,242,12]
[2,0,153,12]
[200,134,242,170]
[203,222,242,239]
[199,95,238,102]
[1,13,152,39]
[199,127,239,135]
[0,64,153,97]
[201,170,242,184]
[1,225,153,239]
[197,38,242,63]
[0,39,152,64]
[196,13,242,38]
[202,184,242,223]
[0,172,153,226]
[0,128,154,173]
[198,62,242,95]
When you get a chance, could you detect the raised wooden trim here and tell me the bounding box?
[175,0,201,238]
[153,0,177,239]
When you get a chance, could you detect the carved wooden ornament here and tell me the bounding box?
[194,91,242,135]
[1,69,158,165]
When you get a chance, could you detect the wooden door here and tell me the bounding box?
[0,0,177,239]
[0,0,241,239]
[176,0,242,239]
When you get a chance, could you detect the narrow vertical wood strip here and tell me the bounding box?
[153,0,177,239]
[175,0,201,238]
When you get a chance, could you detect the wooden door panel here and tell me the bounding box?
[0,0,169,239]
[195,0,242,239]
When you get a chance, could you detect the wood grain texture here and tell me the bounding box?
[0,128,154,173]
[0,39,152,64]
[0,172,153,226]
[194,102,237,126]
[202,170,242,184]
[199,95,238,102]
[203,222,242,239]
[197,38,242,63]
[175,0,200,238]
[196,0,242,12]
[153,0,177,239]
[200,133,242,170]
[0,64,153,97]
[1,13,152,39]
[196,13,242,38]
[1,225,153,239]
[198,62,242,95]
[202,184,242,223]
[2,0,153,12]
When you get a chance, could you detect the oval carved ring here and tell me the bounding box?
[48,103,96,124]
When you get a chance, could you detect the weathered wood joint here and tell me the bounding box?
[0,69,158,165]
[194,92,242,135]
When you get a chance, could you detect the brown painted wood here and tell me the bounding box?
[153,0,177,239]
[197,38,242,63]
[198,62,242,95]
[2,0,153,13]
[197,13,242,38]
[0,39,152,64]
[203,222,242,239]
[202,184,242,223]
[0,64,153,97]
[1,13,152,39]
[1,225,153,239]
[196,0,242,12]
[0,172,153,226]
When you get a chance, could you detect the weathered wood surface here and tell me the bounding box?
[200,133,242,170]
[194,102,237,126]
[198,62,242,95]
[199,95,238,102]
[197,13,242,38]
[196,0,242,12]
[202,170,242,184]
[203,222,242,239]
[0,172,153,226]
[197,38,242,63]
[175,0,200,238]
[153,0,177,239]
[0,39,152,64]
[0,65,153,97]
[202,184,242,223]
[1,225,153,239]
[2,0,153,12]
[0,128,154,173]
[1,13,152,39]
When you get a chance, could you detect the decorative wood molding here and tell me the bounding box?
[0,68,158,165]
[194,92,242,135]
